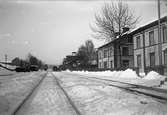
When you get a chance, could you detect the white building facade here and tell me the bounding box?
[98,33,134,70]
[133,16,167,75]
[98,44,114,69]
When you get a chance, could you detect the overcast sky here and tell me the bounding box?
[0,0,166,65]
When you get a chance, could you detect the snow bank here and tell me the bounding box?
[94,71,116,76]
[144,71,163,80]
[70,69,139,79]
[65,69,167,88]
[139,72,146,77]
[70,69,165,80]
[65,69,71,72]
[118,69,139,78]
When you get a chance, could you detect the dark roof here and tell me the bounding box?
[131,16,167,35]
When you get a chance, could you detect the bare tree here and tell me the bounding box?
[91,1,140,42]
[85,40,96,61]
[77,40,96,66]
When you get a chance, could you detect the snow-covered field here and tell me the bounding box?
[65,69,167,88]
[0,67,15,76]
[0,68,45,115]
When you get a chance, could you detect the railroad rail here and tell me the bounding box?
[13,72,81,115]
[51,72,81,115]
[62,72,167,103]
[12,72,48,115]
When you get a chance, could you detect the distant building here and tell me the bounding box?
[63,50,98,70]
[132,16,167,75]
[63,55,79,69]
[98,32,134,69]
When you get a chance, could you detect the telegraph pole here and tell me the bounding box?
[5,54,7,67]
[158,0,162,74]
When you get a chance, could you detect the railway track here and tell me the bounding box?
[62,72,167,103]
[12,72,81,115]
[51,72,81,115]
[11,71,167,115]
[12,72,48,115]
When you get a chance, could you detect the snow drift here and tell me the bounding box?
[70,69,139,79]
[143,71,164,80]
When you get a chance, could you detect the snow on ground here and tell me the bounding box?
[0,67,15,76]
[54,72,167,115]
[70,85,97,99]
[65,69,167,88]
[0,64,16,70]
[0,71,45,115]
[16,72,77,115]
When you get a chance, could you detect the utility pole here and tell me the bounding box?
[157,0,162,74]
[142,31,146,74]
[5,54,7,67]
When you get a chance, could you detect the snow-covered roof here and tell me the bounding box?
[98,32,132,50]
[131,16,167,35]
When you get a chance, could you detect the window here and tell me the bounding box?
[110,61,113,68]
[104,50,107,58]
[108,50,111,57]
[99,62,102,68]
[104,61,107,69]
[122,60,129,68]
[137,54,141,68]
[98,52,102,59]
[122,47,129,56]
[109,47,113,57]
[128,38,133,43]
[149,31,154,45]
[136,36,141,48]
[163,26,167,43]
[150,52,155,67]
[164,49,167,65]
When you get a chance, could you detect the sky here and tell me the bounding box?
[0,0,166,65]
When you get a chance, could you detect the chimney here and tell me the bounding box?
[122,27,130,33]
[72,52,76,56]
[114,32,120,38]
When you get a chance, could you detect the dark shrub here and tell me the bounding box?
[30,65,39,71]
[15,67,27,72]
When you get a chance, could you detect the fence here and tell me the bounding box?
[145,65,167,75]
